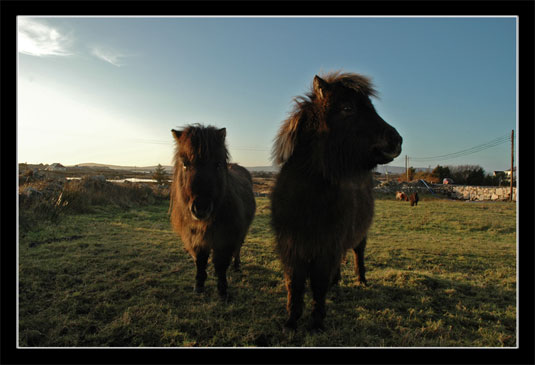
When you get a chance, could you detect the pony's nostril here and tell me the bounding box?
[191,198,213,220]
[384,129,402,158]
[193,198,210,211]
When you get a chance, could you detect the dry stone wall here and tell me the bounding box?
[374,181,517,202]
[438,185,517,202]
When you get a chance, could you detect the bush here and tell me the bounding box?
[62,177,160,211]
[19,186,68,230]
[152,164,169,185]
[19,176,170,231]
[447,165,499,186]
[413,171,440,183]
[432,165,452,182]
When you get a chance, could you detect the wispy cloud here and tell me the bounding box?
[18,17,72,57]
[91,46,125,67]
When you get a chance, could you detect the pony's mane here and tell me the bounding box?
[272,71,377,165]
[173,124,229,164]
[321,71,377,98]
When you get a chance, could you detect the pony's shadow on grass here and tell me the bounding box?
[164,260,285,308]
[156,261,289,346]
[166,262,515,347]
[326,272,516,346]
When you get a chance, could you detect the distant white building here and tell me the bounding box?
[504,167,516,178]
[46,163,66,171]
[493,167,515,179]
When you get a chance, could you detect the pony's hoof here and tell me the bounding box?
[284,319,297,331]
[308,319,326,332]
[194,285,205,294]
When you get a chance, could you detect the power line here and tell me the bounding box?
[410,134,511,162]
[411,134,509,161]
[123,133,512,161]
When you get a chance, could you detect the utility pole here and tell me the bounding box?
[510,129,514,202]
[405,155,409,182]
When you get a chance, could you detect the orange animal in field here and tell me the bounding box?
[395,191,408,201]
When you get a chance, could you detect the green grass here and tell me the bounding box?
[18,197,516,347]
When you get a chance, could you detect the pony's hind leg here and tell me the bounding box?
[194,248,209,293]
[353,237,367,286]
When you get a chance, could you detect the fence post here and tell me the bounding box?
[510,130,514,202]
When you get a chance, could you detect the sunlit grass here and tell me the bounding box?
[18,197,516,347]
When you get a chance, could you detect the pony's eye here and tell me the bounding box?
[342,105,353,112]
[182,161,190,170]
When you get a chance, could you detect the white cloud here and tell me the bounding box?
[91,46,124,67]
[18,17,129,67]
[17,17,72,57]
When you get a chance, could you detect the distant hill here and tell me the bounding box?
[70,163,173,173]
[245,165,431,174]
[71,163,280,174]
[245,166,279,172]
[69,163,429,175]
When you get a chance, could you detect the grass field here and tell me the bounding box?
[18,195,517,347]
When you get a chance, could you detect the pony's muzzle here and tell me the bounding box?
[191,197,214,221]
[381,128,403,160]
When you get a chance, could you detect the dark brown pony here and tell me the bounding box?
[170,124,256,299]
[409,192,419,206]
[271,71,402,330]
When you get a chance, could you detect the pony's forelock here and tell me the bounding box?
[272,71,376,166]
[173,124,229,163]
[320,71,378,98]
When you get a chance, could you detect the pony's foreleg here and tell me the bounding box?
[212,249,233,300]
[353,236,367,286]
[309,257,340,331]
[193,248,209,293]
[331,265,342,287]
[232,245,242,272]
[283,262,306,330]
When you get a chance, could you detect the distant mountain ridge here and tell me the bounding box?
[69,163,174,173]
[70,163,424,174]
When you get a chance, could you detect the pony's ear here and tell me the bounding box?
[313,75,330,100]
[218,128,226,139]
[171,129,182,141]
[272,113,300,165]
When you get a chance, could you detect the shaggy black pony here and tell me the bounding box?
[271,71,402,330]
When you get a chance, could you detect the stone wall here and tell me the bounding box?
[374,181,517,202]
[437,185,517,202]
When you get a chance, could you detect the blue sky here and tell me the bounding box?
[17,16,517,173]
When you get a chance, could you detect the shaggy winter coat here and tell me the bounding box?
[170,125,256,299]
[271,71,402,330]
